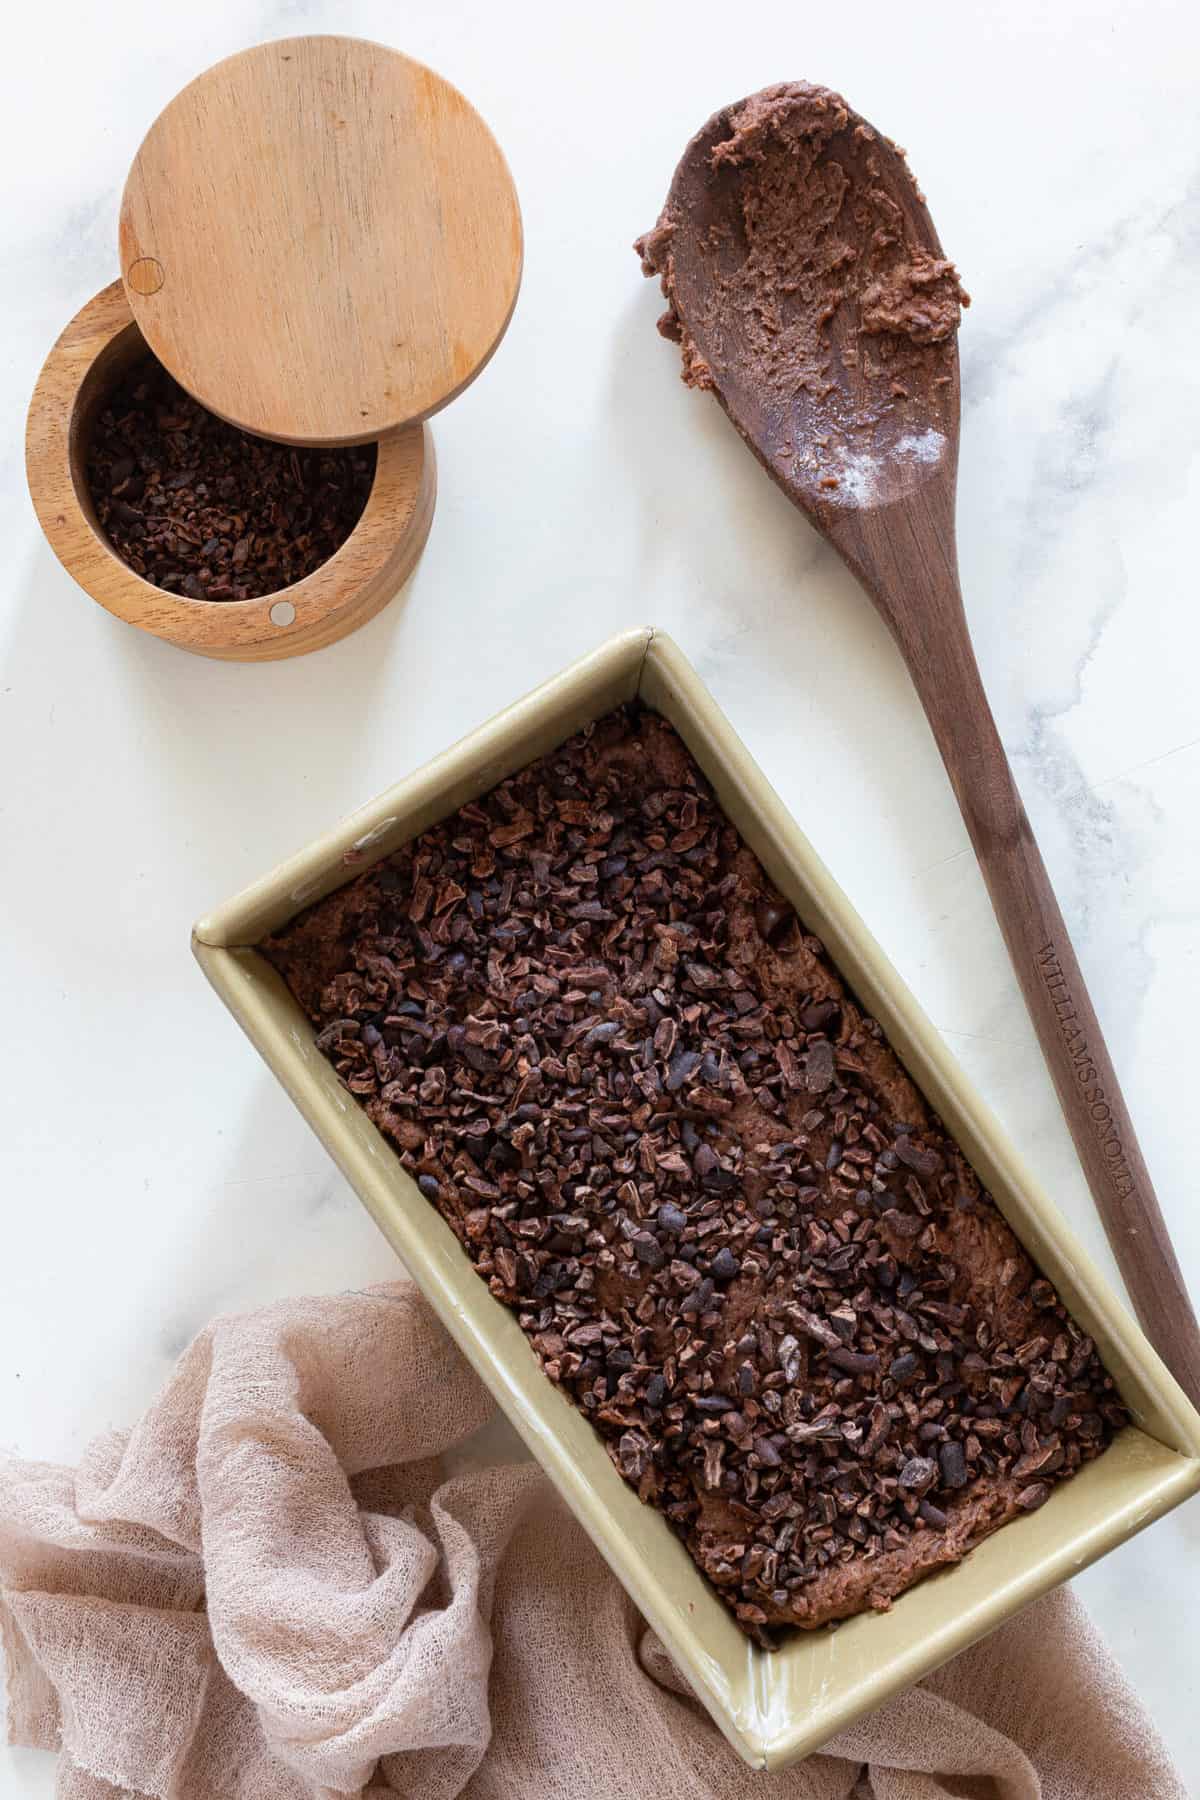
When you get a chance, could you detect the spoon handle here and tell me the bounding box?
[894,584,1200,1408]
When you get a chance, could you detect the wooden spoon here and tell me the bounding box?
[638,83,1200,1406]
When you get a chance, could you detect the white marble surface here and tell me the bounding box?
[2,0,1199,1789]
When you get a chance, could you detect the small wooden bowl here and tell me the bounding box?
[25,282,435,662]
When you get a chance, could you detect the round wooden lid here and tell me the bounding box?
[118,37,522,446]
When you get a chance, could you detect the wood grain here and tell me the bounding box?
[659,93,1200,1408]
[26,282,435,661]
[119,36,522,446]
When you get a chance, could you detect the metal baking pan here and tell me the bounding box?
[193,626,1200,1770]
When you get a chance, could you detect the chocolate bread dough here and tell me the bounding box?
[636,83,968,470]
[265,708,1123,1642]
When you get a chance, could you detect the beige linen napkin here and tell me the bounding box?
[0,1283,1183,1798]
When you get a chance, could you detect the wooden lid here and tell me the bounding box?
[118,37,522,446]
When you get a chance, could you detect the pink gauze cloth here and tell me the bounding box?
[0,1282,1184,1799]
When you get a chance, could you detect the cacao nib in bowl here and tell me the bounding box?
[85,352,377,601]
[27,283,433,662]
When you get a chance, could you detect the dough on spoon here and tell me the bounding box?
[636,82,969,506]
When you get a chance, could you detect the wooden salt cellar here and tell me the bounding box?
[25,37,522,660]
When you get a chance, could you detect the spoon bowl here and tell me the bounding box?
[639,84,965,533]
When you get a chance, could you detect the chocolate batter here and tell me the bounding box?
[636,83,968,500]
[264,708,1123,1641]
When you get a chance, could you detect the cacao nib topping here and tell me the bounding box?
[264,704,1125,1647]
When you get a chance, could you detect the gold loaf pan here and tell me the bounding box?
[193,627,1200,1770]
